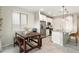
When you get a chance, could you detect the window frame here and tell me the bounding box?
[13,12,28,26]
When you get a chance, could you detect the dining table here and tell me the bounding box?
[14,31,42,53]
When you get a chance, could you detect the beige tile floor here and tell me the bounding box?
[1,36,79,53]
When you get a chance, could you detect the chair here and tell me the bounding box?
[69,32,79,46]
[14,36,26,53]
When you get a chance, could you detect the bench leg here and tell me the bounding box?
[76,37,78,46]
[14,37,16,47]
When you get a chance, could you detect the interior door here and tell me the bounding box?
[40,21,46,37]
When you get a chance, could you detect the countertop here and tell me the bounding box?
[52,30,70,33]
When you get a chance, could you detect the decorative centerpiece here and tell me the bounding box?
[23,27,31,34]
[32,28,37,32]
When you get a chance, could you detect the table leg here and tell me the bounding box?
[24,40,26,53]
[14,33,17,47]
[76,37,78,46]
[14,37,16,47]
[38,36,42,49]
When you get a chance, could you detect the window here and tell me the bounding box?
[12,12,28,31]
[20,13,28,29]
[21,13,27,25]
[13,12,20,25]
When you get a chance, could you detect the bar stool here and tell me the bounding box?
[69,32,79,46]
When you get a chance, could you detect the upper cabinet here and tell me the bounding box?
[40,14,46,21]
[40,14,53,26]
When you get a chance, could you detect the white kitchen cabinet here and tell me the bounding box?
[52,31,69,46]
[52,31,63,46]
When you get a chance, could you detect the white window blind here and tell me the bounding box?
[13,12,20,25]
[20,13,28,30]
[21,13,27,25]
[12,12,28,31]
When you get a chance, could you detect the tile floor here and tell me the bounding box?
[1,36,79,53]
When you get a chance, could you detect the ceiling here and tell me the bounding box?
[18,6,79,17]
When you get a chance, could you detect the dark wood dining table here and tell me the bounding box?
[14,31,42,53]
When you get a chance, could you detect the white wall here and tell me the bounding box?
[0,6,35,47]
[73,14,77,32]
[72,14,79,32]
[77,15,79,32]
[33,11,40,33]
[73,14,79,32]
[53,17,64,31]
[0,7,1,18]
[53,15,75,33]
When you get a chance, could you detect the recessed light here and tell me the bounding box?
[40,8,44,11]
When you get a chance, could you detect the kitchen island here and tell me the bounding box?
[52,31,69,46]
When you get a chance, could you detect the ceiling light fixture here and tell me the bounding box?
[62,6,69,18]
